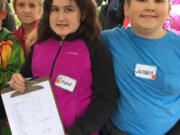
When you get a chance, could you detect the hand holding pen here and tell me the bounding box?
[9,73,29,92]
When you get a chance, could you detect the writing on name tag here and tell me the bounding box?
[135,64,157,80]
[55,75,77,92]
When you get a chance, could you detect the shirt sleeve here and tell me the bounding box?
[20,46,34,77]
[67,38,118,135]
[0,38,25,89]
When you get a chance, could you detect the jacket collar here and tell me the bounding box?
[50,29,80,41]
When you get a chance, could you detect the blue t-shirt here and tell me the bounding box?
[101,27,180,135]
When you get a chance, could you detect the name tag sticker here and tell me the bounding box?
[135,64,157,80]
[55,75,77,92]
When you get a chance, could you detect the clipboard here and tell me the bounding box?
[1,76,65,135]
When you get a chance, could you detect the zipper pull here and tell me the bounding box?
[60,41,63,47]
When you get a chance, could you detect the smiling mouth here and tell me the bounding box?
[57,24,68,27]
[141,15,157,18]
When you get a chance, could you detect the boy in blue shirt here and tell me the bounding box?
[101,0,180,134]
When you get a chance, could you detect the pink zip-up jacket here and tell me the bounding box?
[21,36,118,135]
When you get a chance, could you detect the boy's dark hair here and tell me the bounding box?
[0,0,5,12]
[125,0,170,5]
[37,0,102,43]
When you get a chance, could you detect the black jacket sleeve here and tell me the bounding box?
[2,2,16,31]
[104,0,125,29]
[166,120,180,135]
[67,38,118,135]
[20,47,34,77]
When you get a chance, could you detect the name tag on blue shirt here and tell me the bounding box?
[135,64,157,80]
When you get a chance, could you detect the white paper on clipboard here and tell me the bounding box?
[1,77,65,135]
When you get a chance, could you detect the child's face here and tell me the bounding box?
[14,0,41,25]
[124,0,171,35]
[49,0,82,39]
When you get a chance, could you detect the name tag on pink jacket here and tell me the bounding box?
[55,75,77,92]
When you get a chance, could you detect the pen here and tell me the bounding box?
[6,77,37,85]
